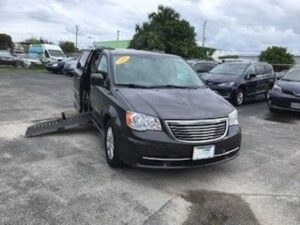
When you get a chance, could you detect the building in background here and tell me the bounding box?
[93,40,130,49]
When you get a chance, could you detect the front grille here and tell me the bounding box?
[166,118,228,143]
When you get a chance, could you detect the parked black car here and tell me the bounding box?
[201,61,275,106]
[73,49,241,169]
[187,59,218,76]
[46,57,77,74]
[63,58,78,75]
[269,68,300,112]
[0,50,20,67]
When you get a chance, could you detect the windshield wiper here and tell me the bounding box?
[116,83,153,88]
[153,85,199,89]
[281,79,294,82]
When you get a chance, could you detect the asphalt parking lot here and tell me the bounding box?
[0,71,299,225]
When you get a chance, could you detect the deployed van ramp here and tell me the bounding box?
[25,112,92,138]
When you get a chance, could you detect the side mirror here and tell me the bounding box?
[76,62,81,69]
[245,73,256,80]
[90,73,104,86]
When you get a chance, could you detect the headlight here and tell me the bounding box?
[273,84,282,93]
[126,112,162,131]
[228,109,239,126]
[218,82,234,87]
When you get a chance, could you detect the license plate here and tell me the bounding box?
[193,145,215,160]
[291,102,300,109]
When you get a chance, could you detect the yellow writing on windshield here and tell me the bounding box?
[115,56,130,65]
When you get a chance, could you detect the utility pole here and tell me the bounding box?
[75,25,79,49]
[116,30,120,48]
[202,20,207,47]
[117,30,120,41]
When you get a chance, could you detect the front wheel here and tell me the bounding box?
[231,88,245,106]
[265,88,272,100]
[104,121,123,168]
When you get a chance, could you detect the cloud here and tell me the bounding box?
[0,0,299,54]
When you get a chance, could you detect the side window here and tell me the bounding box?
[97,55,108,74]
[264,64,273,74]
[78,51,90,69]
[247,65,255,74]
[255,65,265,75]
[44,50,49,58]
[193,63,206,72]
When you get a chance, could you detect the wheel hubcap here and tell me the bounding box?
[237,92,244,105]
[106,127,114,160]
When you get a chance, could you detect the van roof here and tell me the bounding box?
[41,44,63,51]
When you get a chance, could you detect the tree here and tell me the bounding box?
[23,37,52,44]
[59,41,76,53]
[0,33,13,50]
[129,5,211,58]
[259,46,295,71]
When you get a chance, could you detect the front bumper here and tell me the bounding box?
[118,126,241,169]
[269,91,300,112]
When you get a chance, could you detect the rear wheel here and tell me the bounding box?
[232,88,245,106]
[104,121,123,168]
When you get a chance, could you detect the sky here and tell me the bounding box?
[0,0,300,55]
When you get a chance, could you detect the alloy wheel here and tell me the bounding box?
[237,91,244,105]
[106,127,114,160]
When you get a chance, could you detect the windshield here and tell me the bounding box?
[112,54,204,88]
[27,53,40,59]
[0,50,11,57]
[210,63,248,76]
[282,69,300,82]
[48,50,64,57]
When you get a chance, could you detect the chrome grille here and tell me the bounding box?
[166,118,228,143]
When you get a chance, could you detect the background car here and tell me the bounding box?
[0,49,20,67]
[63,58,78,76]
[187,59,218,76]
[201,61,275,106]
[269,67,300,112]
[46,57,77,74]
[20,53,42,67]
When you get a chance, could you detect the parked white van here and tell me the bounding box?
[28,44,65,63]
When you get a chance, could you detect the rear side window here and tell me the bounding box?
[193,63,205,72]
[255,65,265,74]
[193,62,216,72]
[264,64,273,73]
[78,51,90,69]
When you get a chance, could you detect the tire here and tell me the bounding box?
[269,107,279,113]
[231,88,245,106]
[104,121,123,168]
[265,88,271,100]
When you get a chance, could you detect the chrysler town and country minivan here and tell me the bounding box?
[73,49,242,168]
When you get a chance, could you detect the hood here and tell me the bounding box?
[116,87,234,120]
[278,80,300,95]
[201,73,240,85]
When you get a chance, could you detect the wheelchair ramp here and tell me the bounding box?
[25,112,92,138]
